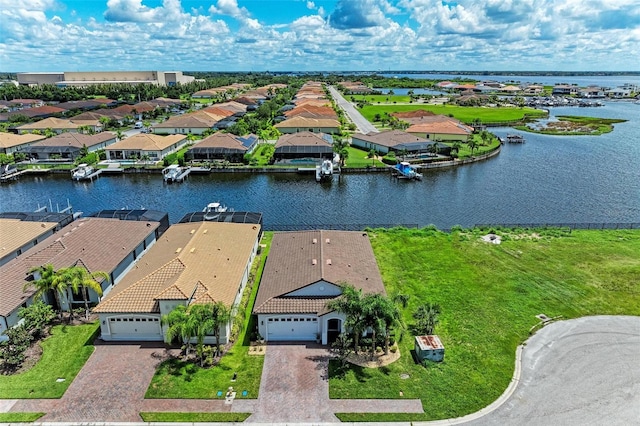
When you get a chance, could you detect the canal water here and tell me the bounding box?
[1,102,639,229]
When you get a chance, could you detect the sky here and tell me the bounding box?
[1,0,639,72]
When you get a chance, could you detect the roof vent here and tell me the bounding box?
[203,229,208,234]
[190,247,196,253]
[312,238,317,244]
[326,259,332,265]
[176,247,182,253]
[312,259,317,265]
[190,229,195,234]
[325,238,330,244]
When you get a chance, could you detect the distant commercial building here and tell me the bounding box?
[17,71,195,87]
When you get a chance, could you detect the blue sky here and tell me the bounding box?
[1,0,639,72]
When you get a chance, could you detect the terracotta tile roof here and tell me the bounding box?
[293,99,330,107]
[94,222,261,314]
[30,132,117,149]
[19,105,66,117]
[253,231,385,315]
[406,120,473,135]
[275,132,332,148]
[0,133,46,150]
[192,133,251,150]
[201,106,235,119]
[16,117,89,131]
[111,104,137,115]
[0,218,160,317]
[274,116,340,129]
[153,111,218,128]
[284,106,337,119]
[105,134,186,151]
[0,219,59,258]
[254,297,334,315]
[351,130,428,148]
[215,101,247,114]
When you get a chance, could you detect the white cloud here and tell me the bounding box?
[306,1,315,10]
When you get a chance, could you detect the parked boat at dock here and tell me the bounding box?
[393,161,422,180]
[203,202,229,220]
[162,164,190,183]
[316,159,334,182]
[72,164,95,181]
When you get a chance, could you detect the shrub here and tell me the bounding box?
[0,325,32,372]
[18,301,55,339]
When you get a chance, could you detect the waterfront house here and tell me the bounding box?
[273,131,334,163]
[0,211,74,267]
[104,133,188,162]
[0,132,46,155]
[351,129,430,155]
[552,85,579,95]
[0,216,161,339]
[185,133,258,163]
[605,88,632,98]
[94,221,261,343]
[274,116,340,134]
[406,120,473,142]
[27,132,117,160]
[253,230,386,345]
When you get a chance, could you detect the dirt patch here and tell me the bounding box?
[347,349,401,368]
[248,342,266,355]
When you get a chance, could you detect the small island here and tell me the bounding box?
[515,115,627,136]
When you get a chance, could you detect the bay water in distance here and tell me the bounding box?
[1,101,639,230]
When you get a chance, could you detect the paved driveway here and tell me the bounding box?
[10,341,174,422]
[462,316,640,426]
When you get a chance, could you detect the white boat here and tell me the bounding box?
[394,161,422,180]
[72,164,94,181]
[315,159,333,182]
[162,164,182,183]
[203,202,229,220]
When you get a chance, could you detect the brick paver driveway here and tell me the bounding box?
[11,341,174,422]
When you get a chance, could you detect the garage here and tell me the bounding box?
[107,315,162,341]
[265,316,318,341]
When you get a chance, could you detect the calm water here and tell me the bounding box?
[2,102,639,229]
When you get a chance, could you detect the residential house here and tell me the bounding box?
[406,120,473,142]
[273,132,334,163]
[351,130,431,155]
[284,105,338,120]
[152,111,220,135]
[552,85,579,95]
[94,221,261,343]
[16,117,102,134]
[0,217,161,339]
[253,230,386,344]
[7,99,44,110]
[605,88,632,98]
[0,211,74,267]
[0,132,46,155]
[105,133,188,162]
[274,116,340,134]
[27,132,117,160]
[185,133,258,163]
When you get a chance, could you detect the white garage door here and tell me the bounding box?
[266,316,318,341]
[108,316,162,341]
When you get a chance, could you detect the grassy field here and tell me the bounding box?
[0,322,99,399]
[359,104,547,124]
[344,146,385,168]
[330,227,640,421]
[140,412,250,422]
[145,234,273,399]
[0,413,44,422]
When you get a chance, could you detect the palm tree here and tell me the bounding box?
[58,265,108,320]
[451,141,462,158]
[376,295,404,355]
[99,116,110,131]
[162,304,196,357]
[467,135,478,156]
[413,302,441,335]
[24,263,66,319]
[332,136,349,168]
[210,301,231,356]
[326,284,367,354]
[368,148,377,166]
[188,304,215,366]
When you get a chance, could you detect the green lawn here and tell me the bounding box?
[344,146,385,168]
[0,413,45,422]
[140,412,250,422]
[514,115,626,136]
[330,228,640,421]
[145,234,273,399]
[360,104,547,124]
[0,322,99,398]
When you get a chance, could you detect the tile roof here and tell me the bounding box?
[0,133,46,150]
[94,222,261,314]
[18,105,66,117]
[284,105,338,119]
[191,132,252,150]
[274,116,340,129]
[30,132,117,148]
[0,218,160,317]
[0,219,59,258]
[105,134,186,151]
[351,130,428,148]
[153,111,219,128]
[406,120,473,135]
[253,231,385,315]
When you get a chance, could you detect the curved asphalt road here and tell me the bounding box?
[327,85,378,134]
[459,316,640,426]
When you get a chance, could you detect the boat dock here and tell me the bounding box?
[1,167,50,183]
[391,162,423,181]
[162,165,191,183]
[506,134,526,144]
